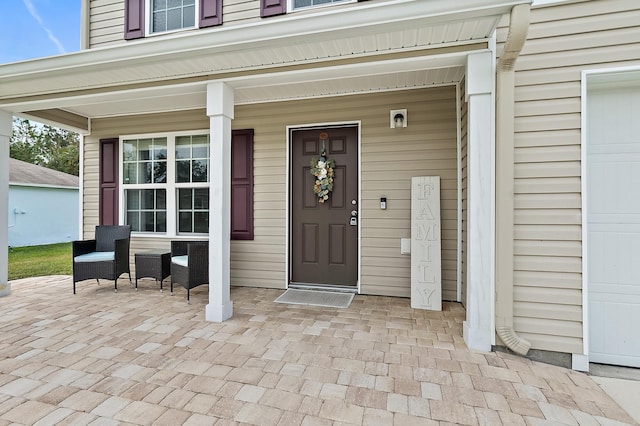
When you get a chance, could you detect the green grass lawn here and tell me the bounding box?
[8,242,72,280]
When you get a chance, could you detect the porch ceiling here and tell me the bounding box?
[0,0,525,126]
[13,53,468,120]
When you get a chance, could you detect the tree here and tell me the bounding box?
[9,118,79,176]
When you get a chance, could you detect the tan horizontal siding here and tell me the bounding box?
[361,86,457,300]
[88,0,124,48]
[237,88,459,294]
[515,286,582,306]
[87,0,262,48]
[85,88,457,299]
[515,129,579,149]
[514,225,581,241]
[514,209,581,225]
[84,87,459,298]
[223,0,260,27]
[515,270,582,289]
[514,302,582,322]
[514,193,581,209]
[502,0,640,354]
[514,240,581,257]
[514,162,580,179]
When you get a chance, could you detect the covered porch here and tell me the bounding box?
[0,0,529,354]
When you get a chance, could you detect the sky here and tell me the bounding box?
[0,0,81,65]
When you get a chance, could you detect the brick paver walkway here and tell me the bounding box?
[0,275,635,425]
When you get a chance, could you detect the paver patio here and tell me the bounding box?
[0,275,635,425]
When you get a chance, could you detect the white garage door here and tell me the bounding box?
[587,75,640,368]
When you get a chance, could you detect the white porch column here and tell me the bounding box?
[464,51,495,352]
[205,82,234,322]
[0,110,11,297]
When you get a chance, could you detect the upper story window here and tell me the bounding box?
[125,0,221,40]
[291,0,352,11]
[149,0,197,34]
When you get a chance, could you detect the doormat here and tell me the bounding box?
[274,289,354,309]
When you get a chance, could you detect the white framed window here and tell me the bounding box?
[146,0,198,35]
[121,131,210,236]
[289,0,353,12]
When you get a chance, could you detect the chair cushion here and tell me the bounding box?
[74,251,115,263]
[171,255,188,268]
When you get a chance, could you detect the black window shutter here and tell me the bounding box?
[231,129,254,240]
[99,138,119,226]
[200,0,223,28]
[261,0,286,17]
[124,0,145,40]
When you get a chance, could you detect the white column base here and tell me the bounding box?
[0,284,11,298]
[572,354,589,372]
[206,300,233,322]
[463,321,492,352]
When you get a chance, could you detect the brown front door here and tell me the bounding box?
[291,126,359,287]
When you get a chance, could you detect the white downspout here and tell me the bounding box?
[495,3,531,356]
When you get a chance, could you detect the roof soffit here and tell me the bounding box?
[5,45,477,119]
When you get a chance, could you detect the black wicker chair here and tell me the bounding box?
[72,225,132,294]
[170,240,209,303]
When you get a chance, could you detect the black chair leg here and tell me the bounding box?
[187,288,190,304]
[114,277,118,293]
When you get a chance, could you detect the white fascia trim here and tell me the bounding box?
[580,69,589,362]
[9,182,79,190]
[0,0,526,83]
[532,0,583,9]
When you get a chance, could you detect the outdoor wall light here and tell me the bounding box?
[390,109,407,128]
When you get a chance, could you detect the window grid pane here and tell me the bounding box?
[152,0,196,33]
[125,189,167,233]
[123,138,167,185]
[175,134,210,184]
[177,188,209,234]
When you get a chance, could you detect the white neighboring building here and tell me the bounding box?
[9,158,79,247]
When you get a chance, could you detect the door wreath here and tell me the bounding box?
[310,133,335,203]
